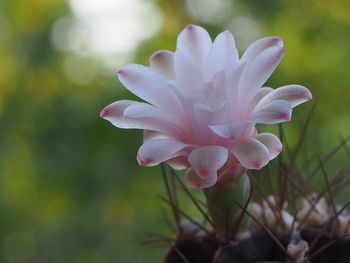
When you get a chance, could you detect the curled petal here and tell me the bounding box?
[150,50,175,79]
[209,122,249,139]
[249,100,292,124]
[177,25,212,70]
[188,146,229,178]
[117,64,180,111]
[184,168,217,188]
[231,138,270,169]
[206,30,238,79]
[239,46,284,96]
[256,133,282,159]
[255,85,312,109]
[241,37,283,62]
[137,138,190,166]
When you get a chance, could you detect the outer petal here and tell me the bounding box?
[239,46,284,97]
[137,138,190,166]
[174,51,204,93]
[123,102,186,138]
[206,30,238,79]
[231,138,270,169]
[176,24,212,71]
[117,64,180,111]
[188,146,228,178]
[209,122,249,139]
[241,37,283,62]
[249,100,292,124]
[256,133,282,159]
[247,87,273,113]
[255,85,312,109]
[150,50,175,79]
[185,168,217,188]
[101,100,183,136]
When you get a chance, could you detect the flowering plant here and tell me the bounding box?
[101,25,311,188]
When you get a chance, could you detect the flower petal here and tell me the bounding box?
[101,100,184,136]
[241,37,283,62]
[143,130,167,142]
[247,87,274,112]
[255,85,312,109]
[256,133,282,159]
[249,100,292,124]
[206,30,238,79]
[167,156,190,170]
[137,138,190,166]
[174,51,204,93]
[188,146,228,178]
[231,138,270,169]
[227,61,246,120]
[239,46,284,96]
[150,50,175,79]
[117,64,180,111]
[176,24,212,71]
[184,168,217,188]
[209,122,249,139]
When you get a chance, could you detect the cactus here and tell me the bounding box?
[160,116,350,263]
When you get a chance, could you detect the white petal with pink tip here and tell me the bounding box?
[250,100,292,124]
[255,85,312,109]
[185,168,217,188]
[177,25,212,70]
[206,30,238,79]
[150,50,175,79]
[117,64,180,111]
[231,138,270,170]
[137,138,190,166]
[239,46,284,97]
[188,146,228,179]
[256,133,282,159]
[241,37,283,62]
[101,100,183,137]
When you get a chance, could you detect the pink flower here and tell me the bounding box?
[101,25,312,188]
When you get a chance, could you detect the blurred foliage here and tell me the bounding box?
[0,0,349,262]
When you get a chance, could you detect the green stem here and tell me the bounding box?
[204,173,250,243]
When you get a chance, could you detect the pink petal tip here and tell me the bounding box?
[253,162,262,169]
[271,37,282,44]
[152,51,162,58]
[139,158,153,166]
[100,109,109,118]
[198,169,210,177]
[281,113,291,121]
[187,24,194,31]
[304,93,313,100]
[275,147,282,153]
[116,69,125,75]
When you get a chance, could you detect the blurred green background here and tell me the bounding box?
[0,0,349,262]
